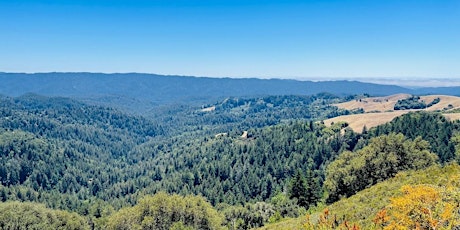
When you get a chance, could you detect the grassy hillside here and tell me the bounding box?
[325,94,460,132]
[258,163,460,229]
[335,94,460,113]
[334,93,410,112]
[325,111,407,133]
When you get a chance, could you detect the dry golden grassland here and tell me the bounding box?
[325,94,460,132]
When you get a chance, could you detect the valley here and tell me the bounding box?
[0,74,460,229]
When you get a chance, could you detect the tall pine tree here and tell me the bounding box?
[289,170,309,208]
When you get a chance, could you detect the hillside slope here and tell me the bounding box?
[258,164,460,230]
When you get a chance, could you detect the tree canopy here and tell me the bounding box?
[324,133,438,202]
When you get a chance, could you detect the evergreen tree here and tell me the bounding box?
[305,167,321,207]
[289,170,309,208]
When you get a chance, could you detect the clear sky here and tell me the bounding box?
[1,0,459,79]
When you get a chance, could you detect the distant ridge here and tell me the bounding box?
[0,72,458,106]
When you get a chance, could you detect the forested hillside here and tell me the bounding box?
[151,93,353,136]
[1,93,460,229]
[0,94,163,209]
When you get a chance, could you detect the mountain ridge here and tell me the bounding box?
[0,72,428,102]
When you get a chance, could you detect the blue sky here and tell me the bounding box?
[1,0,459,79]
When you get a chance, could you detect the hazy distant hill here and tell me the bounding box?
[1,73,459,112]
[0,72,408,101]
[413,86,460,96]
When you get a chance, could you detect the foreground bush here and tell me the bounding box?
[106,192,223,230]
[0,201,89,230]
[325,133,437,202]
